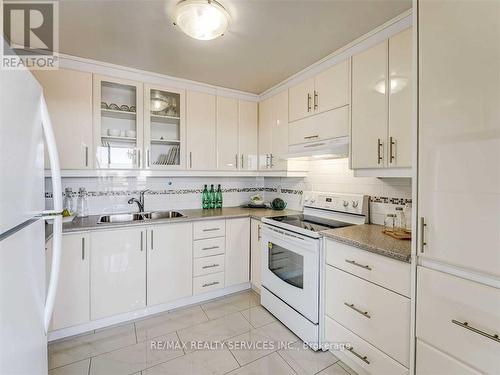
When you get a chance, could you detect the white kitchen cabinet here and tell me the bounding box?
[186,90,216,170]
[33,69,93,169]
[225,218,250,286]
[93,75,144,169]
[216,96,239,170]
[46,233,89,330]
[90,227,146,319]
[258,91,288,171]
[418,0,500,276]
[143,84,185,169]
[147,223,192,306]
[351,40,388,169]
[250,218,261,291]
[416,340,480,375]
[288,77,315,122]
[238,100,258,170]
[351,28,412,173]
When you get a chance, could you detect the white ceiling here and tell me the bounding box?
[59,0,411,94]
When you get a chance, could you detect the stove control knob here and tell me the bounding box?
[352,200,359,208]
[343,200,349,208]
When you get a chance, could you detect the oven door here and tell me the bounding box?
[261,224,320,323]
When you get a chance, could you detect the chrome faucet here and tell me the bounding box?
[128,189,149,212]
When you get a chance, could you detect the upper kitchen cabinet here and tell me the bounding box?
[238,100,258,170]
[186,90,217,170]
[144,85,185,169]
[32,69,93,169]
[217,96,239,170]
[288,59,349,123]
[258,91,289,171]
[351,27,412,176]
[418,1,500,277]
[216,97,258,171]
[93,75,144,169]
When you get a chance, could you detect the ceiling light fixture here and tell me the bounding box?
[173,0,229,41]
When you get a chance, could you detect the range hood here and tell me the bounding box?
[285,136,349,160]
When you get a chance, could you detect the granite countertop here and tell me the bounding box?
[321,224,411,263]
[45,207,299,242]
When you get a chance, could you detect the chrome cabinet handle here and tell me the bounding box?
[345,259,372,270]
[203,228,220,232]
[307,93,312,112]
[147,148,150,167]
[304,135,319,140]
[377,139,383,164]
[265,154,270,169]
[258,225,261,241]
[150,230,153,250]
[314,90,318,110]
[202,246,219,251]
[202,281,219,288]
[451,320,500,343]
[140,231,143,251]
[347,347,370,364]
[344,302,371,318]
[189,152,192,168]
[81,237,85,260]
[85,145,88,167]
[240,154,244,169]
[420,217,427,253]
[235,154,238,169]
[389,136,395,163]
[137,149,141,168]
[202,264,220,269]
[269,153,274,168]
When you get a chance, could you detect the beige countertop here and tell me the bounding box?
[321,224,412,263]
[45,207,299,242]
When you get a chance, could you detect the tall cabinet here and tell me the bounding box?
[416,1,500,373]
[351,28,412,173]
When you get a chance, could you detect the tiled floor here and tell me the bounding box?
[48,290,356,375]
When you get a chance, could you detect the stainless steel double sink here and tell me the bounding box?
[97,211,184,224]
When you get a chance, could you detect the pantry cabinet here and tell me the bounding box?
[417,0,500,277]
[186,90,217,170]
[143,84,185,169]
[46,233,90,330]
[33,69,93,169]
[93,75,144,169]
[147,223,192,306]
[288,60,349,123]
[258,90,288,171]
[250,219,262,291]
[90,227,146,319]
[351,28,412,173]
[225,218,250,286]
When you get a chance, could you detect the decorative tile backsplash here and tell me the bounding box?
[45,158,413,226]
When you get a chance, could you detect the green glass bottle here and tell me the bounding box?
[209,184,215,209]
[215,184,223,209]
[202,185,209,209]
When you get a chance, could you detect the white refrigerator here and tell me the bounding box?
[0,54,63,373]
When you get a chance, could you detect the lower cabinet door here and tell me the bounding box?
[416,340,481,375]
[147,223,193,306]
[90,227,146,320]
[250,219,261,291]
[47,233,90,330]
[225,218,250,286]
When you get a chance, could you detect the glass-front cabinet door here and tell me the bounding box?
[144,85,185,169]
[93,75,143,169]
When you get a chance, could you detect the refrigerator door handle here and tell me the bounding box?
[40,96,63,334]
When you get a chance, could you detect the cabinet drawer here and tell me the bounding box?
[193,237,225,258]
[193,220,226,239]
[416,340,480,375]
[193,255,225,277]
[416,267,500,374]
[193,272,225,295]
[325,265,410,367]
[288,105,349,145]
[326,239,410,297]
[324,316,408,375]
